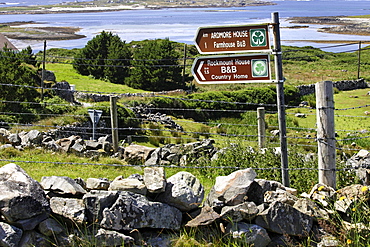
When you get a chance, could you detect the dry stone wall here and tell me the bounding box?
[0,162,369,247]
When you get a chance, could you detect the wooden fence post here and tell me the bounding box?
[110,96,119,153]
[257,107,266,148]
[316,81,336,189]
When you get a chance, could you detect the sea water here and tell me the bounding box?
[1,0,370,52]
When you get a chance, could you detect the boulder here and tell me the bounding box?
[21,130,42,146]
[0,222,23,247]
[0,163,50,225]
[0,128,11,143]
[52,81,75,103]
[226,222,271,247]
[86,178,110,191]
[143,167,166,193]
[40,176,87,196]
[100,191,182,231]
[205,168,256,207]
[95,228,134,246]
[50,197,86,223]
[8,133,21,146]
[108,176,147,195]
[185,206,221,227]
[38,218,64,237]
[220,201,259,222]
[156,171,204,212]
[19,230,51,247]
[123,144,155,165]
[83,190,120,223]
[293,198,329,221]
[264,189,298,206]
[346,149,370,185]
[255,201,313,237]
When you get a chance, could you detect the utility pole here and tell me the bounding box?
[272,12,289,187]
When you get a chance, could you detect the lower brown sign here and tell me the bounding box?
[191,54,272,84]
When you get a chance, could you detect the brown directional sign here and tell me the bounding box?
[195,24,270,54]
[191,54,272,84]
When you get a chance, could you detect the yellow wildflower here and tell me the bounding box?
[352,208,356,212]
[347,239,352,244]
[318,185,325,191]
[361,186,368,192]
[321,195,325,200]
[339,196,346,201]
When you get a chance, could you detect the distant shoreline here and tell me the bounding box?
[0,1,275,15]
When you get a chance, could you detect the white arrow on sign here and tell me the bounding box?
[197,61,206,81]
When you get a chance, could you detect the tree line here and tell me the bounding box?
[72,31,188,91]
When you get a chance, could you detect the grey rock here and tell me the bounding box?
[108,176,147,195]
[55,137,74,152]
[255,201,313,237]
[346,149,370,185]
[144,167,166,193]
[40,176,87,195]
[95,228,134,246]
[0,222,23,247]
[21,130,42,146]
[83,190,120,223]
[144,148,161,166]
[293,198,329,221]
[50,197,86,223]
[264,189,298,206]
[205,168,256,207]
[70,140,85,154]
[157,171,204,212]
[15,213,49,231]
[7,133,21,146]
[185,206,220,227]
[86,178,110,190]
[85,139,101,150]
[123,144,155,165]
[226,222,271,247]
[0,163,50,223]
[100,191,182,231]
[220,201,259,222]
[0,128,11,143]
[19,230,51,247]
[38,218,64,237]
[52,81,74,103]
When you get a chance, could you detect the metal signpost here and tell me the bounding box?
[192,12,289,187]
[88,109,103,141]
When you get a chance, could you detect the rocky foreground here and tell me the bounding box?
[0,160,369,246]
[0,124,369,246]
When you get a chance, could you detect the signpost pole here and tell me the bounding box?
[271,12,289,187]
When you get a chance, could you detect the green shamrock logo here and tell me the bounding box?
[252,59,268,77]
[250,29,266,47]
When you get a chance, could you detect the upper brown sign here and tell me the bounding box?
[194,24,271,54]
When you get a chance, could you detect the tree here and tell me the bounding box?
[127,38,186,91]
[73,31,131,84]
[0,47,41,123]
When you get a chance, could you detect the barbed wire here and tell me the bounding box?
[0,158,363,172]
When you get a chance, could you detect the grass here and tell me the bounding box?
[45,63,147,94]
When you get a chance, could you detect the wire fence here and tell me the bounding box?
[0,43,369,188]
